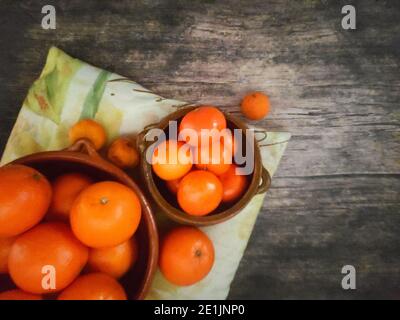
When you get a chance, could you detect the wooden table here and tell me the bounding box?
[0,0,399,299]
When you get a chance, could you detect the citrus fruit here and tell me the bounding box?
[179,106,226,147]
[177,170,223,216]
[8,222,88,294]
[107,137,139,169]
[194,141,232,175]
[69,119,107,150]
[219,164,249,203]
[0,164,51,237]
[152,140,192,181]
[47,173,93,221]
[70,181,141,248]
[0,289,42,300]
[241,92,270,120]
[0,236,16,273]
[165,178,181,194]
[160,227,215,286]
[87,237,138,279]
[57,273,127,300]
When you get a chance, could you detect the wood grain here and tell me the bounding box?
[0,0,399,299]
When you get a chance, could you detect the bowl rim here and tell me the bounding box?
[138,106,270,226]
[10,139,159,300]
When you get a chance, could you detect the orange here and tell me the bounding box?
[70,181,141,248]
[0,289,42,300]
[47,173,93,221]
[166,178,181,194]
[0,164,51,237]
[194,141,232,176]
[152,140,193,181]
[8,222,88,294]
[69,119,107,150]
[179,106,226,147]
[107,137,139,169]
[87,237,139,279]
[160,227,215,286]
[177,170,223,216]
[241,92,270,120]
[58,273,127,300]
[0,236,16,273]
[219,164,249,203]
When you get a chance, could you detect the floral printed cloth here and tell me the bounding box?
[1,47,290,299]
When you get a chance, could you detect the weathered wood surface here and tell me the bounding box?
[0,0,399,299]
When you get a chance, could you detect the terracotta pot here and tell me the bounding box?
[10,139,158,300]
[137,106,271,226]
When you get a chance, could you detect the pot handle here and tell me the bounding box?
[257,167,271,194]
[136,123,159,154]
[65,139,101,159]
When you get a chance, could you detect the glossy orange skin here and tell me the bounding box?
[58,273,127,300]
[179,106,226,146]
[152,140,193,181]
[70,181,141,248]
[107,137,139,169]
[0,289,42,300]
[166,178,181,194]
[0,236,16,273]
[69,119,107,150]
[160,227,215,286]
[87,237,138,279]
[219,164,249,203]
[177,170,223,216]
[241,92,270,120]
[0,165,51,237]
[194,141,232,176]
[47,173,93,221]
[8,223,88,294]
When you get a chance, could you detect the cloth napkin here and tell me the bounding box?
[0,47,290,299]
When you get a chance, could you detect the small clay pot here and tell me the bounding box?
[137,106,271,226]
[11,139,158,300]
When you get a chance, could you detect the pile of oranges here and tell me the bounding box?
[152,106,250,216]
[0,91,271,299]
[0,164,141,300]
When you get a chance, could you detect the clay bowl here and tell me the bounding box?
[10,139,158,300]
[137,106,271,226]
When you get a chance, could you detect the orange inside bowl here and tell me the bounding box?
[138,107,270,226]
[2,140,158,300]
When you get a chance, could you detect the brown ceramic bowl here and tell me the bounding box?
[10,139,158,300]
[137,106,271,226]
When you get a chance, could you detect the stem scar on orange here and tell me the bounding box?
[70,181,141,248]
[0,164,51,237]
[177,170,223,216]
[8,223,88,294]
[241,92,270,120]
[152,140,193,181]
[87,237,139,279]
[57,273,127,300]
[47,173,93,222]
[69,119,107,150]
[160,227,215,286]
